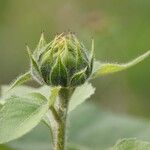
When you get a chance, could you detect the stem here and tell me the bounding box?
[50,88,74,150]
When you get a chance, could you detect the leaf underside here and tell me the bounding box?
[68,82,95,112]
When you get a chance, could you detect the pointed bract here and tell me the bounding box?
[70,68,87,86]
[50,57,68,87]
[37,33,47,51]
[27,46,44,84]
[33,33,47,60]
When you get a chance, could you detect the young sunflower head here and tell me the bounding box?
[28,32,94,87]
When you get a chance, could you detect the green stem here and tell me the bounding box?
[51,88,74,150]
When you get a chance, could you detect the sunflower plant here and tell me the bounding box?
[0,32,149,150]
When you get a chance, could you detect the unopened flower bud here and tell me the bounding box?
[28,32,94,87]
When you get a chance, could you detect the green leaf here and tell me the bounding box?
[21,92,47,105]
[111,138,150,150]
[69,103,150,150]
[68,82,95,112]
[4,103,150,150]
[92,50,150,78]
[1,85,50,103]
[0,103,149,150]
[0,94,49,144]
[6,123,89,150]
[92,61,101,74]
[8,72,32,91]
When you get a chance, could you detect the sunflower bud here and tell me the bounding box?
[27,32,94,87]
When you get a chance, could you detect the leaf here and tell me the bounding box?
[3,84,150,149]
[0,94,49,144]
[69,103,150,150]
[111,138,150,150]
[68,82,95,112]
[92,50,150,78]
[92,61,101,74]
[21,92,47,105]
[8,123,52,150]
[5,102,150,150]
[8,72,32,91]
[0,85,50,103]
[1,86,150,149]
[6,124,88,150]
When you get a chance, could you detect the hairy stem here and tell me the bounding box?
[51,88,74,150]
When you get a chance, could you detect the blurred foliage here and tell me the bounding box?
[0,0,150,117]
[111,139,150,150]
[0,103,149,150]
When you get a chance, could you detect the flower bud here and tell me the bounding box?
[28,32,94,87]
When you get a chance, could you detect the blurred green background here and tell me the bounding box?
[0,0,150,117]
